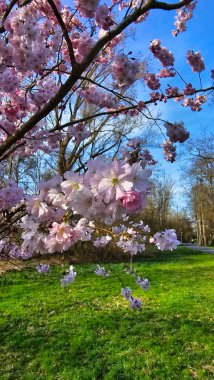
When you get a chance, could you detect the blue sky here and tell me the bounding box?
[126,0,214,138]
[123,0,214,209]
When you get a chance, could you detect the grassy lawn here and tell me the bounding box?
[0,247,214,380]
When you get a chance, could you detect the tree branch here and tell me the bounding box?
[0,0,195,158]
[52,86,214,132]
[47,0,76,66]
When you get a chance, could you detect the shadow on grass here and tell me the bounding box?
[0,249,214,379]
[0,300,214,380]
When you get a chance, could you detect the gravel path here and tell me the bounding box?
[182,243,214,254]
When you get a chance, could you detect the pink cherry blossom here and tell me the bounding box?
[183,83,195,95]
[164,122,190,143]
[144,73,160,90]
[60,266,77,287]
[186,50,205,73]
[79,85,119,109]
[95,4,113,30]
[150,39,175,67]
[98,160,133,202]
[124,162,152,193]
[74,0,99,18]
[61,172,84,202]
[162,140,177,162]
[182,95,206,111]
[0,180,23,210]
[111,54,144,90]
[173,1,197,36]
[158,68,176,78]
[93,235,112,247]
[151,229,180,251]
[122,191,145,212]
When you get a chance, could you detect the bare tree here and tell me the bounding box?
[140,173,175,232]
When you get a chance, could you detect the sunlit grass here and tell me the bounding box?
[0,247,214,379]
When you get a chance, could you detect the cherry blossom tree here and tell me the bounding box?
[0,0,214,310]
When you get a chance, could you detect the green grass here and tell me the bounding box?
[0,247,214,380]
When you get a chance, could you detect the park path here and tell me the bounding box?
[182,243,214,255]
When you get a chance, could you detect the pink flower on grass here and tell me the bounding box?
[36,264,50,273]
[94,265,110,277]
[60,266,77,287]
[129,297,142,311]
[136,276,150,290]
[121,287,132,300]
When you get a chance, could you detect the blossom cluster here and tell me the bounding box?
[0,180,23,211]
[74,0,99,18]
[162,140,177,163]
[68,123,91,143]
[121,287,142,311]
[186,50,205,73]
[182,95,206,112]
[136,276,150,290]
[111,54,144,90]
[79,85,119,109]
[17,158,152,256]
[144,73,160,90]
[150,39,175,67]
[93,235,112,248]
[0,168,181,261]
[150,229,180,251]
[165,85,179,98]
[3,4,52,74]
[183,83,195,95]
[121,267,150,311]
[172,1,197,36]
[164,122,190,143]
[0,240,32,260]
[120,138,156,167]
[158,68,176,78]
[71,32,94,63]
[95,4,113,30]
[0,0,210,162]
[110,220,151,256]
